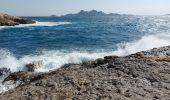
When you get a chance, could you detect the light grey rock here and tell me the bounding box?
[1,46,170,100]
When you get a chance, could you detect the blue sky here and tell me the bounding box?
[0,0,170,16]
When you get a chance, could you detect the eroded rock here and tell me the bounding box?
[0,13,35,26]
[1,46,170,100]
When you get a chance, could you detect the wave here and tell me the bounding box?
[114,32,170,56]
[0,21,71,29]
[0,49,112,72]
[113,15,170,56]
[1,15,170,93]
[1,32,170,73]
[1,31,170,93]
[18,21,71,27]
[0,32,170,93]
[0,49,113,93]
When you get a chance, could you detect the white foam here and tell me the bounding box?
[0,49,111,72]
[113,32,170,56]
[0,49,20,72]
[112,15,170,56]
[3,29,170,73]
[17,21,71,27]
[0,21,71,29]
[0,49,114,92]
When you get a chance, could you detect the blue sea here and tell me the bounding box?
[0,15,170,92]
[0,15,170,90]
[0,15,170,73]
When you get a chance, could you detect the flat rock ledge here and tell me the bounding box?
[1,46,170,100]
[0,13,35,26]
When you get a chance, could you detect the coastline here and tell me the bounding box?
[0,46,170,99]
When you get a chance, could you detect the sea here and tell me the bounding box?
[0,15,170,92]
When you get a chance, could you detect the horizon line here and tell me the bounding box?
[1,10,169,17]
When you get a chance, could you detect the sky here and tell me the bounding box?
[0,0,170,16]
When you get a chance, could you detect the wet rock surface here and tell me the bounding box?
[0,68,11,77]
[25,60,44,72]
[0,13,35,26]
[1,46,170,100]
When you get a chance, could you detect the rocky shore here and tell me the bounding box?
[0,13,35,26]
[0,46,170,99]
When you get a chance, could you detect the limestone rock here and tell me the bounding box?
[0,13,35,26]
[1,46,170,99]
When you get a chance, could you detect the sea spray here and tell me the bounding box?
[114,32,170,56]
[0,49,112,72]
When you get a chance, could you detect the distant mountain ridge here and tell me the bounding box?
[51,10,120,17]
[63,10,120,17]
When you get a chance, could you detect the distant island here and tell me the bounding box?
[0,13,35,26]
[51,10,120,17]
[50,15,57,17]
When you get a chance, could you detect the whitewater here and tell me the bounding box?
[0,15,170,92]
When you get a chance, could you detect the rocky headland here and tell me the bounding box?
[0,13,35,26]
[0,46,170,99]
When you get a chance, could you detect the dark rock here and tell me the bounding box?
[2,71,45,84]
[93,58,105,66]
[25,60,44,72]
[0,68,11,76]
[104,56,118,60]
[14,18,35,24]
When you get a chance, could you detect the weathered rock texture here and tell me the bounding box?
[0,13,35,26]
[0,46,170,100]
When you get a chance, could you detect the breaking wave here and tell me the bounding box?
[0,15,170,93]
[1,30,170,92]
[0,31,170,73]
[0,49,112,93]
[0,21,71,29]
[114,32,170,56]
[0,49,111,72]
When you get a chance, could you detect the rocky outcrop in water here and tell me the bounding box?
[0,13,35,26]
[1,46,170,99]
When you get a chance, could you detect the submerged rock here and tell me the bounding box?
[0,13,35,26]
[0,68,11,77]
[0,46,170,99]
[25,60,44,72]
